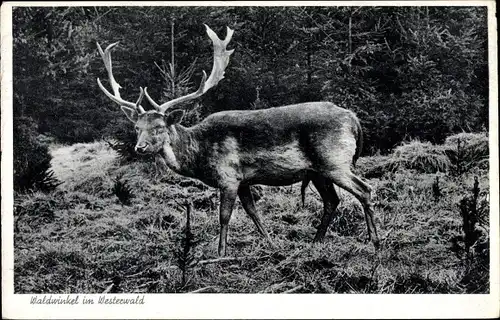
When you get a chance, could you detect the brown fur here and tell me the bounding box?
[100,26,378,257]
[132,101,379,256]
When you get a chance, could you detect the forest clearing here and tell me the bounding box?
[7,7,496,314]
[14,132,490,294]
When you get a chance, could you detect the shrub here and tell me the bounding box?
[51,118,98,144]
[173,202,198,290]
[454,176,490,293]
[13,117,61,192]
[443,132,489,174]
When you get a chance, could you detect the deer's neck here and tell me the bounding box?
[162,125,201,177]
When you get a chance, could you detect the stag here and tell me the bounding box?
[97,25,379,256]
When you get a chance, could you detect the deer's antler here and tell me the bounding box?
[145,25,234,114]
[96,42,146,114]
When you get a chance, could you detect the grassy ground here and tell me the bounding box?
[14,136,490,294]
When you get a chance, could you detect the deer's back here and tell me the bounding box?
[192,102,360,187]
[199,102,358,149]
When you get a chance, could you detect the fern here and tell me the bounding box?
[14,116,62,192]
[112,178,134,206]
[174,202,200,290]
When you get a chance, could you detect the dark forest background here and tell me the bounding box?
[11,6,492,295]
[13,6,488,155]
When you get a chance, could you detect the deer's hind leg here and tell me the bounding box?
[322,169,380,248]
[238,185,274,248]
[309,172,340,243]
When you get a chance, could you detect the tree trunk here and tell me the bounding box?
[171,19,176,97]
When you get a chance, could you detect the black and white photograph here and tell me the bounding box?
[1,1,498,319]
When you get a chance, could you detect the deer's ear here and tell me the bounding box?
[121,106,138,123]
[165,109,185,125]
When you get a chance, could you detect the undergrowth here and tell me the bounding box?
[14,135,490,294]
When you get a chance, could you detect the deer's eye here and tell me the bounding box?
[153,127,165,135]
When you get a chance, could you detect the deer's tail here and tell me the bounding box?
[353,117,363,168]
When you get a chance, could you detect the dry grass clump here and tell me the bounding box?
[390,140,451,173]
[357,155,391,178]
[363,141,450,178]
[362,133,489,179]
[444,132,488,146]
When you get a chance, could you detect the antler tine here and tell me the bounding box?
[158,71,207,114]
[202,24,234,92]
[157,25,234,114]
[144,87,161,111]
[96,42,145,114]
[136,87,146,113]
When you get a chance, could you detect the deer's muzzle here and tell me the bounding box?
[135,144,150,154]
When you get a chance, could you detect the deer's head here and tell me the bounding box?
[96,24,234,155]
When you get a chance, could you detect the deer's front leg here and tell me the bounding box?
[218,186,238,256]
